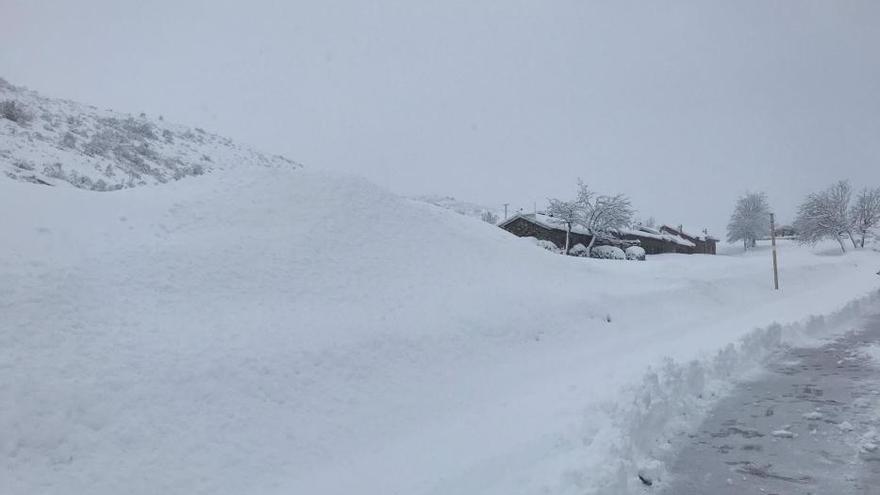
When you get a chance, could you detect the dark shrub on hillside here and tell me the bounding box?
[13,159,34,171]
[0,100,32,125]
[60,132,77,148]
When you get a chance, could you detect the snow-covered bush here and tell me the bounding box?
[569,243,590,257]
[115,116,158,141]
[523,237,562,253]
[0,100,32,125]
[625,246,646,261]
[42,162,64,179]
[590,245,626,260]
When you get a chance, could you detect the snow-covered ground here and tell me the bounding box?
[2,166,880,494]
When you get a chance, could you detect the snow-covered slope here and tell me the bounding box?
[413,194,501,221]
[0,78,300,190]
[3,162,880,494]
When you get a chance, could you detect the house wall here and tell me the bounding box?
[619,235,675,255]
[694,240,717,255]
[674,242,695,255]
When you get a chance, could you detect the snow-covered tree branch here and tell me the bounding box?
[579,184,634,254]
[726,192,771,250]
[794,180,856,253]
[546,198,582,254]
[851,187,880,248]
[546,180,634,255]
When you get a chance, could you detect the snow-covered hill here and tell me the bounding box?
[3,162,880,495]
[0,77,300,190]
[413,194,502,221]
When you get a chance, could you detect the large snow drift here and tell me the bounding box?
[2,167,879,494]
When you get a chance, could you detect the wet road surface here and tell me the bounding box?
[661,314,880,494]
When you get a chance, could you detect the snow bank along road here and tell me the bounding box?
[661,312,880,493]
[2,167,880,494]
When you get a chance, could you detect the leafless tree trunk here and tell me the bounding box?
[564,223,571,254]
[836,235,847,253]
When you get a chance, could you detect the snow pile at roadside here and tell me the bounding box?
[0,77,300,190]
[2,168,880,495]
[592,292,880,493]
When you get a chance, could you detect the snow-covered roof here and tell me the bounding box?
[637,226,663,236]
[617,227,696,247]
[660,225,718,243]
[499,213,593,235]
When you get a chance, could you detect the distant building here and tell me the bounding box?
[659,225,718,255]
[773,224,797,238]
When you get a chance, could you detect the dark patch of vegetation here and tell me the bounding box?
[0,100,33,125]
[60,132,77,148]
[12,159,35,171]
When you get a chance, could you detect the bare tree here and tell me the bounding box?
[726,192,771,250]
[794,180,856,253]
[576,180,634,255]
[547,180,634,255]
[546,198,582,254]
[851,186,880,248]
[480,210,499,224]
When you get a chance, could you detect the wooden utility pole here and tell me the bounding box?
[770,213,779,290]
[504,203,509,220]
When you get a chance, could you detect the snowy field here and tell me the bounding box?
[2,167,880,494]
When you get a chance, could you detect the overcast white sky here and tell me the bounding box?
[3,0,880,236]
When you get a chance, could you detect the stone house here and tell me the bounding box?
[659,225,718,255]
[498,214,711,255]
